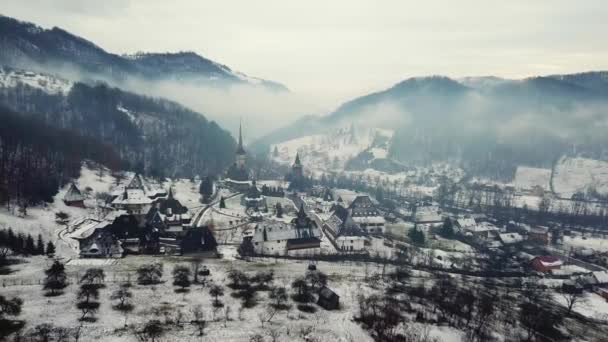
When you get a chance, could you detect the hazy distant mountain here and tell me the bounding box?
[257,73,608,179]
[0,14,288,91]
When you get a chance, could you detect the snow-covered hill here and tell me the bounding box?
[0,66,72,94]
[553,156,608,198]
[271,125,393,174]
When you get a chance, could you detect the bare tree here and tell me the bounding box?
[561,290,587,316]
[190,305,207,336]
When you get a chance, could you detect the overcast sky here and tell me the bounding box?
[3,0,608,107]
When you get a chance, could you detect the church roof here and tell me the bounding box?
[236,121,246,155]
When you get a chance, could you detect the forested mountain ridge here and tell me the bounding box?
[0,106,122,206]
[257,73,608,180]
[0,15,288,91]
[0,67,237,179]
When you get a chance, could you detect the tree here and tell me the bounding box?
[438,218,454,238]
[209,285,225,307]
[190,257,203,284]
[408,227,426,246]
[136,319,164,342]
[137,263,163,285]
[35,234,45,255]
[111,283,134,327]
[275,203,283,218]
[190,305,206,336]
[77,283,100,321]
[0,295,23,339]
[80,268,105,288]
[199,177,213,203]
[24,235,35,255]
[55,211,70,225]
[172,265,191,292]
[0,295,22,320]
[291,276,311,303]
[43,261,67,296]
[269,286,289,309]
[305,270,328,291]
[45,241,56,257]
[561,291,587,316]
[240,284,258,308]
[252,270,274,290]
[219,196,226,209]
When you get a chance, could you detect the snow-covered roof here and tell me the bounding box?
[499,233,524,244]
[352,216,385,224]
[69,219,111,240]
[112,189,153,205]
[593,271,608,284]
[64,183,85,202]
[534,256,563,267]
[456,218,476,229]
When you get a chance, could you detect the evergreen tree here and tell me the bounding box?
[273,146,279,158]
[276,203,283,218]
[439,218,454,238]
[25,235,36,255]
[219,196,226,209]
[45,241,56,257]
[43,261,67,296]
[408,227,426,246]
[36,234,45,255]
[199,177,213,202]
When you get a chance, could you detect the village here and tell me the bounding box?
[2,124,608,341]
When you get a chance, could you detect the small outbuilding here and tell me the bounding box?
[63,183,86,208]
[317,286,340,310]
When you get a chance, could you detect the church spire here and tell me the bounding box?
[236,119,245,155]
[294,152,301,166]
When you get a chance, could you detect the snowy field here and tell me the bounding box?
[562,236,608,253]
[1,252,470,342]
[553,157,608,198]
[512,166,551,191]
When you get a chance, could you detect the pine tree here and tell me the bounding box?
[36,234,45,255]
[25,235,36,255]
[46,241,56,257]
[219,197,226,209]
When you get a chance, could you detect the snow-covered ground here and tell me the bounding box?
[553,156,608,198]
[553,292,608,322]
[562,236,608,253]
[1,253,471,342]
[0,67,72,94]
[271,125,393,173]
[512,166,551,191]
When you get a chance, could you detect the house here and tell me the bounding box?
[111,174,166,219]
[531,256,563,272]
[455,217,477,232]
[323,206,367,252]
[69,218,123,258]
[63,183,86,208]
[317,286,340,310]
[528,226,550,245]
[414,206,443,225]
[251,208,322,256]
[455,218,499,240]
[348,195,385,234]
[498,233,524,245]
